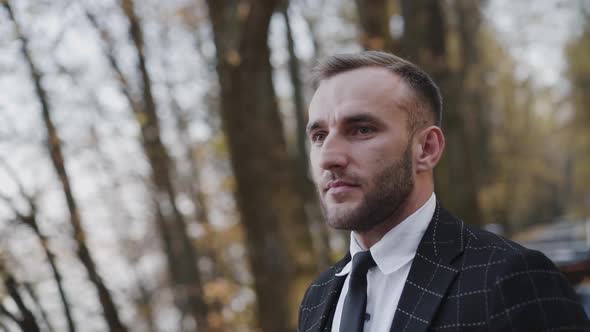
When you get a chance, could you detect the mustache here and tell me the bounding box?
[319,172,362,191]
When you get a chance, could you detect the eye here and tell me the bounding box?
[311,131,327,144]
[353,126,375,135]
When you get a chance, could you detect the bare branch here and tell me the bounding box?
[84,9,141,114]
[2,1,125,330]
[23,282,55,332]
[0,303,20,326]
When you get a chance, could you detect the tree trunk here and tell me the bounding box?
[163,75,227,331]
[160,52,216,263]
[205,0,317,330]
[118,0,212,329]
[2,3,128,331]
[88,123,161,332]
[88,6,207,326]
[453,0,487,224]
[280,3,332,271]
[66,53,165,329]
[355,0,398,52]
[399,0,484,224]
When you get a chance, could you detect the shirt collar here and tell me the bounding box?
[336,193,436,276]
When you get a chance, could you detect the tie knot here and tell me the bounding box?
[351,251,376,277]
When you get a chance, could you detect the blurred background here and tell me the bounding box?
[0,0,589,331]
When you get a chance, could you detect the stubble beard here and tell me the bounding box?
[319,143,415,233]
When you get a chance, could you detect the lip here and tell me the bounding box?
[324,180,359,193]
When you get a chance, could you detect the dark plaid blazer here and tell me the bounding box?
[298,202,590,331]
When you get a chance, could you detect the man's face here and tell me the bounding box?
[307,67,416,232]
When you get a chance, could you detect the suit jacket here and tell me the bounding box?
[298,202,590,331]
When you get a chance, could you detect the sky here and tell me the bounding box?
[486,0,582,87]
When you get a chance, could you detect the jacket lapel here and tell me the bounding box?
[312,254,350,332]
[317,276,346,331]
[390,202,466,332]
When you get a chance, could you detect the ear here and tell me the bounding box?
[414,126,445,172]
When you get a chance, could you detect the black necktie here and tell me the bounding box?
[340,250,376,332]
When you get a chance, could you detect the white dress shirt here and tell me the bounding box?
[331,193,436,332]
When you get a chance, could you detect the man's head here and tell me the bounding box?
[307,51,445,234]
[311,51,443,134]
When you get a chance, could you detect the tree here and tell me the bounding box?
[399,0,485,225]
[280,1,332,270]
[2,2,128,331]
[0,160,75,332]
[205,0,317,330]
[354,0,398,52]
[0,267,41,332]
[564,5,590,217]
[22,282,55,332]
[86,1,212,329]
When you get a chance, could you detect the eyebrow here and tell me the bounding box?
[306,121,322,136]
[344,114,383,126]
[306,113,385,136]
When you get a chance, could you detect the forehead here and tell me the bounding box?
[308,67,410,126]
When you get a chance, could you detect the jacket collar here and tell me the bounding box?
[337,193,436,277]
[389,201,466,332]
[314,201,467,332]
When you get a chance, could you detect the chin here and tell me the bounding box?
[326,216,375,233]
[325,206,364,231]
[326,219,355,231]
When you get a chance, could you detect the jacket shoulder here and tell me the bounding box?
[461,224,530,256]
[460,224,568,289]
[458,224,589,329]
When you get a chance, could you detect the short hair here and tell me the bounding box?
[311,51,443,131]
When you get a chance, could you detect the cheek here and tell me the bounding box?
[365,160,387,183]
[364,136,409,160]
[309,152,322,180]
[356,144,391,167]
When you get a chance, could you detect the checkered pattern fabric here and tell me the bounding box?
[299,202,590,332]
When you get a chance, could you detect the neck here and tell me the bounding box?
[354,186,433,249]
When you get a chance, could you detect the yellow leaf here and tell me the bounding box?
[135,111,149,126]
[237,2,251,20]
[225,50,241,67]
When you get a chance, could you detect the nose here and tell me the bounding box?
[317,133,349,171]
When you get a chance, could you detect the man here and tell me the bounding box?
[298,51,589,332]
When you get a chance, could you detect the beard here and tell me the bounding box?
[319,143,414,232]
